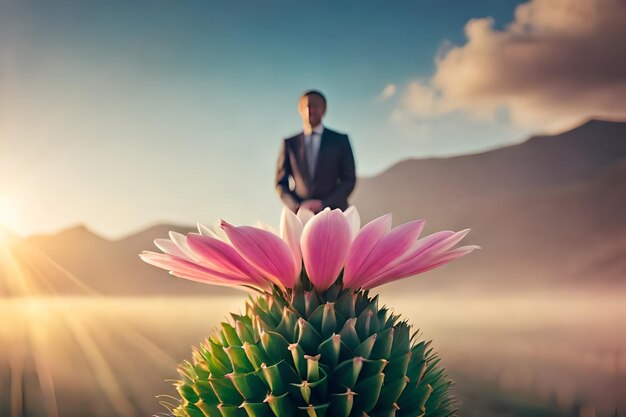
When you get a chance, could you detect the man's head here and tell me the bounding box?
[298,90,327,129]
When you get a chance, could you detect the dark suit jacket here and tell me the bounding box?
[276,127,356,211]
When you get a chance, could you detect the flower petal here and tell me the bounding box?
[212,219,231,243]
[197,223,219,238]
[139,251,266,291]
[166,270,263,294]
[297,208,315,226]
[424,229,471,258]
[342,213,392,288]
[347,220,425,288]
[280,207,303,278]
[363,245,479,288]
[221,221,297,289]
[154,238,190,259]
[168,231,198,260]
[301,208,351,291]
[186,233,265,285]
[384,230,456,270]
[358,231,453,286]
[421,245,480,269]
[361,230,476,288]
[343,206,361,241]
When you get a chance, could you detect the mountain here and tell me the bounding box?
[353,119,626,220]
[3,119,624,296]
[352,119,626,292]
[1,224,238,297]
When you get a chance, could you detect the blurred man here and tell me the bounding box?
[275,90,356,213]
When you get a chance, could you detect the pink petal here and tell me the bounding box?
[374,229,470,279]
[419,245,480,270]
[343,206,361,241]
[168,231,198,260]
[418,229,471,259]
[154,238,190,259]
[280,208,303,278]
[377,230,456,275]
[186,233,265,284]
[342,213,392,288]
[301,208,351,290]
[346,220,425,288]
[297,208,315,226]
[197,223,219,238]
[171,271,263,293]
[359,232,453,286]
[221,221,297,289]
[211,219,231,243]
[363,245,479,289]
[361,228,477,288]
[139,251,266,291]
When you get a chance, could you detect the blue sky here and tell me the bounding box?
[0,0,564,237]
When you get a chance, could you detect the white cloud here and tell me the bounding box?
[396,0,626,130]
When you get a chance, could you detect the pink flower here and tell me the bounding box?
[140,216,298,292]
[140,207,478,292]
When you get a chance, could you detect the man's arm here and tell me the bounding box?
[322,135,356,208]
[275,139,302,212]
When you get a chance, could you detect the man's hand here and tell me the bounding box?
[300,199,323,213]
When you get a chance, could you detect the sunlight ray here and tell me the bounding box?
[0,243,33,296]
[64,315,138,417]
[101,318,178,370]
[9,344,25,417]
[2,299,27,417]
[25,301,59,417]
[15,241,99,296]
[58,297,178,369]
[106,306,178,369]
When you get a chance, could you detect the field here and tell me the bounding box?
[0,293,623,417]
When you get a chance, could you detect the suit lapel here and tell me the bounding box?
[296,133,314,188]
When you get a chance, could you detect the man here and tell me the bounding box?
[275,90,356,213]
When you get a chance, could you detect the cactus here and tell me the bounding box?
[141,207,477,417]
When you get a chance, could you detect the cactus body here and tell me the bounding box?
[173,283,456,417]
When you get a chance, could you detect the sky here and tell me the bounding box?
[1,0,624,238]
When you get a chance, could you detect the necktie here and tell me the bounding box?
[306,133,317,179]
